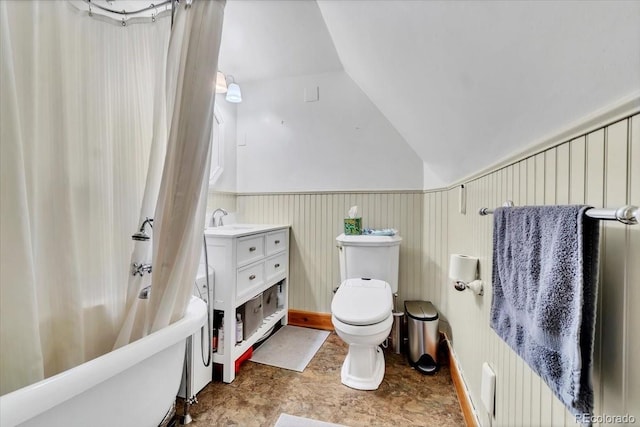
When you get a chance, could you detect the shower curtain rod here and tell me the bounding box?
[478,202,639,225]
[83,0,173,17]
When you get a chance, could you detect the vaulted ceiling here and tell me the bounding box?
[219,0,640,189]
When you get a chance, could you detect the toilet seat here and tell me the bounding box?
[331,278,392,326]
[331,313,393,337]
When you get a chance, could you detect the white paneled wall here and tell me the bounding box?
[422,191,449,328]
[237,192,426,312]
[443,114,639,426]
[207,191,237,215]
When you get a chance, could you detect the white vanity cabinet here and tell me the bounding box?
[204,225,289,383]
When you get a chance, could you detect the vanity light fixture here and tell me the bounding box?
[225,75,242,103]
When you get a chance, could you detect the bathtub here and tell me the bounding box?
[0,296,206,427]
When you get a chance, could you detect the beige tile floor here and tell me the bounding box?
[177,331,465,427]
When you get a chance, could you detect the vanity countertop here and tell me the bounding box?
[204,224,290,238]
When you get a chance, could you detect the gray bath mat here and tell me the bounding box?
[274,413,347,427]
[250,325,329,372]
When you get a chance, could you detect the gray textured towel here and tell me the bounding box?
[490,205,600,418]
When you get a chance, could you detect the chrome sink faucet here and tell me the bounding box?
[211,208,228,227]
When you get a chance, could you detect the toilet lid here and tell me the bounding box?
[332,278,392,326]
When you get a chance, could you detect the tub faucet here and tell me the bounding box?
[211,208,228,227]
[138,285,151,299]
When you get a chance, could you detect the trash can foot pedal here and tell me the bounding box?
[415,363,438,375]
[410,352,438,375]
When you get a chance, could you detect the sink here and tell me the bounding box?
[216,225,254,230]
[206,224,259,234]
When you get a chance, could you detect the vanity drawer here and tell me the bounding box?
[265,230,287,255]
[237,235,265,267]
[237,262,265,298]
[265,253,287,281]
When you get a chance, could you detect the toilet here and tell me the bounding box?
[331,233,402,390]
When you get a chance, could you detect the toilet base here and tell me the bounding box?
[340,345,386,390]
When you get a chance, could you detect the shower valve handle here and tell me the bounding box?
[131,262,152,276]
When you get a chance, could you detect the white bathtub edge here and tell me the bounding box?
[0,296,206,427]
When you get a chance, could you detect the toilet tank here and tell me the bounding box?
[336,234,402,293]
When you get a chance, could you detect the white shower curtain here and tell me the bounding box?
[0,0,224,395]
[114,0,225,344]
[148,0,225,332]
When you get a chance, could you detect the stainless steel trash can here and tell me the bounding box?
[405,300,439,374]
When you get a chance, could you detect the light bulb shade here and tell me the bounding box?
[225,83,242,103]
[215,71,227,94]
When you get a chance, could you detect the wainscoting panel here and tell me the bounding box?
[628,115,640,416]
[442,114,639,426]
[237,192,426,313]
[207,191,238,217]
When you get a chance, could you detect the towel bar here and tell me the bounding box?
[478,203,639,225]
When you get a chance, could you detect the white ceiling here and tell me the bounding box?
[220,0,640,188]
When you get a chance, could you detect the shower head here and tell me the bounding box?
[131,231,150,241]
[131,217,154,241]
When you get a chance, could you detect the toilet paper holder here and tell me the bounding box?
[452,278,484,296]
[449,254,484,296]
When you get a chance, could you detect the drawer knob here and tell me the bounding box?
[274,263,280,268]
[249,274,256,280]
[274,240,280,244]
[249,246,256,252]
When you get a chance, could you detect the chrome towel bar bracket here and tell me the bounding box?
[478,200,514,216]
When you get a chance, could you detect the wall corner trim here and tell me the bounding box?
[208,189,237,195]
[236,189,424,196]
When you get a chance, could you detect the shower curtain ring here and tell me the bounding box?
[151,3,157,22]
[121,10,127,26]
